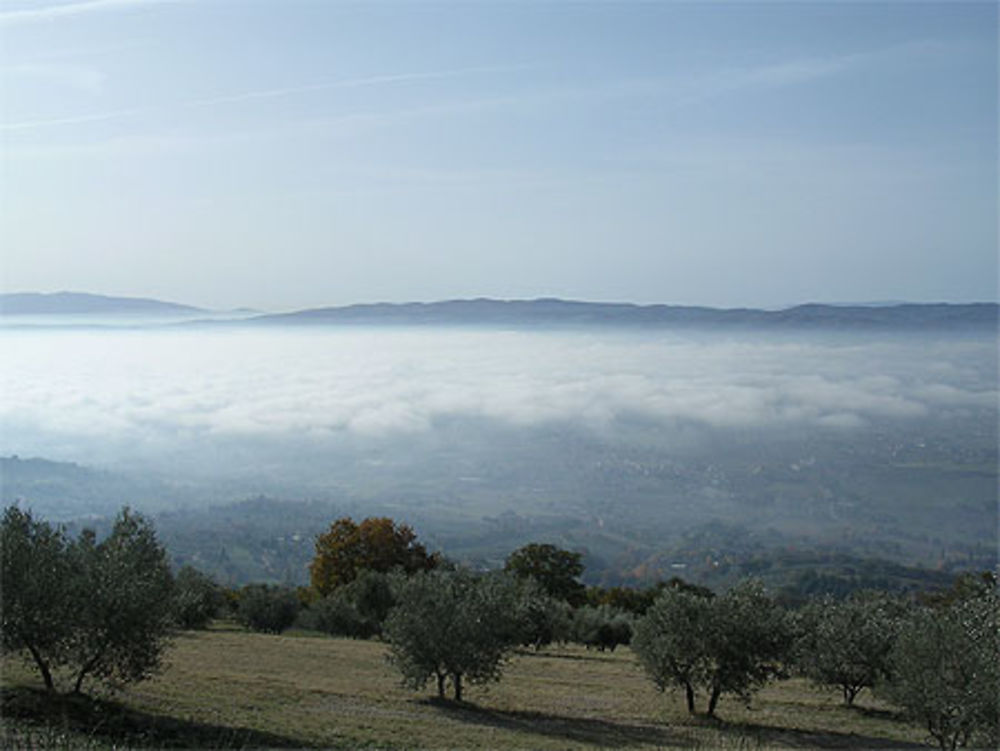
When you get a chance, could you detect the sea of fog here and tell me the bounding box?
[2,325,996,484]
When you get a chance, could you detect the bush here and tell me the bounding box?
[300,569,398,639]
[172,566,224,630]
[236,584,300,634]
[303,591,377,639]
[571,605,633,652]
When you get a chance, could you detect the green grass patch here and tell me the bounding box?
[2,629,929,749]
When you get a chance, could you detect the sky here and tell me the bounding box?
[1,0,996,312]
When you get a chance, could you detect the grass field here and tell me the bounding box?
[1,624,930,750]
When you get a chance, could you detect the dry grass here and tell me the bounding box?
[1,626,930,749]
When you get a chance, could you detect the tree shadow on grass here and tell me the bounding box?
[422,699,700,748]
[424,699,928,750]
[1,687,314,749]
[719,718,926,750]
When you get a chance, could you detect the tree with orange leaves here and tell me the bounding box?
[309,517,435,596]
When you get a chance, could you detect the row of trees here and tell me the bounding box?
[297,517,998,750]
[4,508,996,750]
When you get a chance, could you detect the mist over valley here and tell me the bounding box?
[3,299,995,589]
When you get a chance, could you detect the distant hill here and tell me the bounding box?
[0,455,203,519]
[0,292,206,316]
[250,298,999,330]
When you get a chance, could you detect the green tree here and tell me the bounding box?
[794,591,908,705]
[504,543,586,606]
[172,565,224,630]
[703,580,792,716]
[310,517,435,596]
[383,569,525,701]
[571,605,633,652]
[305,570,399,639]
[236,584,300,634]
[67,508,176,694]
[515,579,572,650]
[0,506,75,693]
[633,579,790,717]
[632,585,714,714]
[883,593,999,751]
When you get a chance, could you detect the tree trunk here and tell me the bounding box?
[73,647,107,695]
[453,672,463,702]
[843,685,860,705]
[684,682,696,714]
[24,641,55,693]
[436,672,446,699]
[707,684,722,717]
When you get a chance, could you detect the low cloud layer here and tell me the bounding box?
[1,327,995,471]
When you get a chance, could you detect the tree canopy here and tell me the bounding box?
[310,517,435,596]
[883,591,999,751]
[1,506,76,692]
[794,591,908,705]
[1,505,175,695]
[383,569,526,701]
[504,543,586,606]
[633,579,790,716]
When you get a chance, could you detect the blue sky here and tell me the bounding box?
[1,0,996,311]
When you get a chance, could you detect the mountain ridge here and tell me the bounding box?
[251,297,999,330]
[2,292,996,329]
[0,291,207,316]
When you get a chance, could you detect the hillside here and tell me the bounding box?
[0,628,927,750]
[251,299,999,330]
[0,292,207,317]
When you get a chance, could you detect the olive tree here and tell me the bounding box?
[794,591,908,705]
[383,569,525,701]
[67,508,176,694]
[0,506,76,693]
[2,506,175,695]
[632,585,714,714]
[882,593,999,751]
[633,579,790,716]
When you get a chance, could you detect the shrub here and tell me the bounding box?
[236,584,300,634]
[571,605,633,652]
[172,566,224,630]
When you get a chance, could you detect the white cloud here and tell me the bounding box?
[0,0,177,26]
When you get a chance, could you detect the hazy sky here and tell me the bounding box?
[1,1,996,311]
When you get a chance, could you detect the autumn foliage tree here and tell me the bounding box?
[310,517,435,596]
